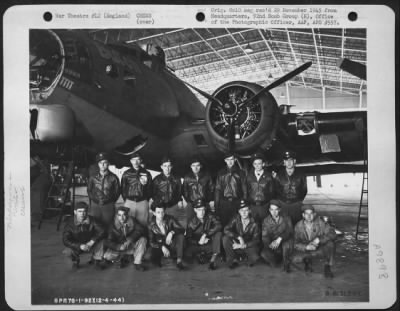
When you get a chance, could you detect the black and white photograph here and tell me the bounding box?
[3,4,396,310]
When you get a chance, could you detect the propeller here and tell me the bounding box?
[238,61,312,109]
[165,70,224,107]
[166,61,313,156]
[226,118,235,153]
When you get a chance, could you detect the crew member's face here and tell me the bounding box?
[74,208,87,222]
[161,162,172,175]
[194,207,206,219]
[284,158,296,169]
[117,210,127,223]
[98,160,109,172]
[130,157,142,169]
[191,162,201,175]
[154,207,165,221]
[225,156,235,168]
[239,207,250,220]
[253,159,264,171]
[303,209,315,222]
[269,204,280,218]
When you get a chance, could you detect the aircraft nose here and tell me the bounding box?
[30,30,65,103]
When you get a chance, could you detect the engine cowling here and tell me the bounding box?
[30,104,75,141]
[205,81,280,156]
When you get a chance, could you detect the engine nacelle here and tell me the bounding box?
[205,81,280,156]
[30,104,75,142]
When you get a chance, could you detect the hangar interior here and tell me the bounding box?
[88,28,367,110]
[31,28,369,305]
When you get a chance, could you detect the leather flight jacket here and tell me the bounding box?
[62,216,105,252]
[224,215,261,248]
[186,213,222,245]
[152,173,182,207]
[183,171,215,204]
[246,170,275,205]
[87,171,121,205]
[121,167,153,201]
[262,214,293,247]
[274,169,307,203]
[294,218,336,252]
[104,216,146,251]
[215,166,247,207]
[148,215,185,248]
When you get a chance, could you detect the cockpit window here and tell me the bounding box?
[63,39,91,82]
[30,30,64,103]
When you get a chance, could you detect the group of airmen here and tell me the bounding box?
[62,151,336,278]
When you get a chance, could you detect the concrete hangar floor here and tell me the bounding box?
[31,174,368,305]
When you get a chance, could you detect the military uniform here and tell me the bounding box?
[103,210,147,267]
[292,206,336,276]
[121,166,153,227]
[274,152,307,225]
[87,153,120,227]
[185,210,222,263]
[246,169,275,225]
[182,170,215,222]
[148,213,185,267]
[215,165,247,227]
[152,173,184,226]
[261,213,293,268]
[222,212,260,266]
[62,203,106,267]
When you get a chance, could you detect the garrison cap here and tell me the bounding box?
[151,201,168,211]
[251,153,265,163]
[74,201,89,210]
[269,199,281,208]
[224,152,236,160]
[160,156,172,165]
[238,199,249,211]
[301,204,315,213]
[283,150,296,160]
[129,153,142,160]
[116,206,130,214]
[95,152,109,163]
[190,157,202,165]
[193,198,206,209]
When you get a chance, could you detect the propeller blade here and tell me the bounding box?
[227,118,235,153]
[239,62,312,108]
[337,58,366,80]
[165,70,224,107]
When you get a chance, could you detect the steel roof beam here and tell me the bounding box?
[258,29,287,85]
[271,28,366,41]
[162,29,255,51]
[167,39,365,65]
[266,39,366,53]
[191,28,236,76]
[286,28,306,88]
[186,75,360,96]
[225,28,262,72]
[124,28,185,43]
[312,28,324,87]
[359,80,364,91]
[340,28,344,92]
[170,49,365,71]
[167,38,267,62]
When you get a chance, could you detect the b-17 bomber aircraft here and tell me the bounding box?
[29,29,367,177]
